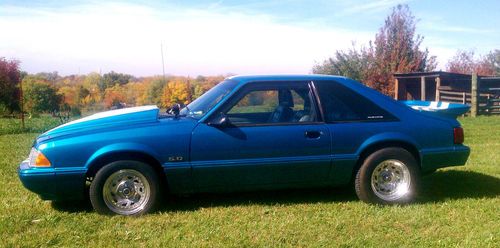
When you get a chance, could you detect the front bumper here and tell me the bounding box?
[18,160,87,201]
[421,145,470,173]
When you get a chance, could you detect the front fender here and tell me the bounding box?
[84,142,162,168]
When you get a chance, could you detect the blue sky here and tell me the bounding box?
[0,0,499,76]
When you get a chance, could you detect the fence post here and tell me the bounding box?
[471,73,479,117]
[394,78,399,100]
[435,77,441,101]
[420,76,426,101]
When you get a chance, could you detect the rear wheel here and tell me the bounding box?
[89,160,160,215]
[355,147,419,205]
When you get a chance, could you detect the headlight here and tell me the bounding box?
[28,148,51,167]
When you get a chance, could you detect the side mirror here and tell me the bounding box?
[207,113,231,128]
[167,103,181,117]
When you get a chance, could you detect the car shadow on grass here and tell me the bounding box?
[50,170,500,213]
[163,170,500,212]
[51,199,93,213]
[418,170,500,203]
[161,186,357,212]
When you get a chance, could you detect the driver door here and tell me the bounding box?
[190,81,332,191]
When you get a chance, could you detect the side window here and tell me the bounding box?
[225,84,317,125]
[291,90,305,112]
[314,81,396,122]
[228,90,278,114]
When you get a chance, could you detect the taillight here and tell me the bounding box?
[454,127,464,144]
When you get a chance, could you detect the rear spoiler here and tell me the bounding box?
[403,101,470,118]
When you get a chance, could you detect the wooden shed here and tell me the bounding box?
[393,71,500,115]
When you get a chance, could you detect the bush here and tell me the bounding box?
[71,107,82,117]
[0,104,11,117]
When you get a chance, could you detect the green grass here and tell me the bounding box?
[0,116,499,247]
[0,115,62,135]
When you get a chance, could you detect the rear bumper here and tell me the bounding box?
[18,160,87,201]
[421,145,470,172]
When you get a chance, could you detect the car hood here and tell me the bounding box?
[38,105,160,141]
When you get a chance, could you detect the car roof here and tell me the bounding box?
[226,74,347,84]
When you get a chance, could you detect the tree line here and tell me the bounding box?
[0,65,226,117]
[1,4,499,118]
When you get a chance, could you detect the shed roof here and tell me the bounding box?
[393,71,471,79]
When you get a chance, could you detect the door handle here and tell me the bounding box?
[305,131,321,139]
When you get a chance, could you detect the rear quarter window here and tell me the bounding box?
[314,80,397,122]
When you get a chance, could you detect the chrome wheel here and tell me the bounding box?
[370,159,411,201]
[102,169,151,215]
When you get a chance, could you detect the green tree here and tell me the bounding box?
[35,71,59,84]
[22,76,62,115]
[313,45,368,81]
[145,77,166,106]
[100,71,133,91]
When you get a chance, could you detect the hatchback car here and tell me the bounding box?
[19,75,470,215]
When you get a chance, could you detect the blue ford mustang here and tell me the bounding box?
[19,75,470,215]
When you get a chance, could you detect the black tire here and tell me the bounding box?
[89,160,160,215]
[355,147,420,205]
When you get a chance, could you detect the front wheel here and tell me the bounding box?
[355,147,419,205]
[89,160,160,215]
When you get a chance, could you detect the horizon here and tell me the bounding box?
[1,0,499,77]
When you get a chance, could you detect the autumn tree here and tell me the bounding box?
[58,86,79,107]
[58,84,88,114]
[124,81,148,106]
[103,84,127,109]
[192,75,224,99]
[314,4,436,95]
[364,4,436,94]
[161,78,190,108]
[81,72,103,111]
[447,50,498,76]
[485,50,500,76]
[0,58,21,115]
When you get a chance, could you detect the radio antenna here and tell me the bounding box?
[160,42,166,82]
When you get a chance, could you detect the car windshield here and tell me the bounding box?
[180,80,238,119]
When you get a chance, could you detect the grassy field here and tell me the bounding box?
[0,115,61,135]
[0,116,499,247]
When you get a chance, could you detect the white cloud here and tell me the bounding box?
[341,0,411,15]
[420,21,495,35]
[0,2,372,76]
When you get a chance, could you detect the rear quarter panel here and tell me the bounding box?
[328,79,459,183]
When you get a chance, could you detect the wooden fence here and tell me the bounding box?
[439,89,500,115]
[437,74,500,116]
